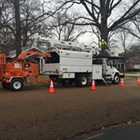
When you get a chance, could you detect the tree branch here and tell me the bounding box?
[110,0,140,30]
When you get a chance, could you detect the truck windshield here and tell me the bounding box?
[45,52,59,63]
[107,60,113,66]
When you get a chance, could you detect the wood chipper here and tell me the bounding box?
[0,49,50,91]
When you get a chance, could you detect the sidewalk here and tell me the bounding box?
[125,72,140,77]
[73,123,140,140]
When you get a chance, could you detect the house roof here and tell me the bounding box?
[8,46,44,58]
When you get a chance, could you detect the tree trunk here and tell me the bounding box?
[23,30,28,47]
[14,0,22,57]
[100,24,109,42]
[100,0,109,44]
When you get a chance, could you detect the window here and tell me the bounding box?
[107,60,113,66]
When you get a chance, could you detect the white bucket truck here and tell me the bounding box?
[35,36,124,86]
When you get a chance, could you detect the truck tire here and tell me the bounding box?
[2,82,10,90]
[10,79,23,91]
[76,74,88,87]
[112,74,120,84]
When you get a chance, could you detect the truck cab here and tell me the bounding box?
[92,56,124,84]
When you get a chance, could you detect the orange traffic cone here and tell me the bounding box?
[48,80,55,93]
[137,77,140,85]
[91,79,96,90]
[120,78,124,87]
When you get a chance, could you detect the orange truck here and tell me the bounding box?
[0,49,50,91]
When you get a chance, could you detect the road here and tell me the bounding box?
[0,79,140,140]
[73,123,140,140]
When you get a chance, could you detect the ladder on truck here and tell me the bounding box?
[34,36,91,52]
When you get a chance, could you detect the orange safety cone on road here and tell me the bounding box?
[137,77,140,85]
[120,78,124,87]
[91,79,96,90]
[48,80,55,93]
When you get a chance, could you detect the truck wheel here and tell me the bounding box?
[112,74,120,84]
[76,74,88,87]
[10,79,23,91]
[2,82,10,90]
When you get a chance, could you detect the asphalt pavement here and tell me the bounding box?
[73,123,140,140]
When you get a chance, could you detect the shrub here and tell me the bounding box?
[127,68,140,72]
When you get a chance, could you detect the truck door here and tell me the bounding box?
[92,59,103,79]
[105,59,114,75]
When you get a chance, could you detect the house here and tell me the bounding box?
[8,46,44,59]
[134,63,140,69]
[126,56,140,70]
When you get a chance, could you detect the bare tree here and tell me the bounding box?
[51,12,87,41]
[55,0,140,44]
[119,16,140,41]
[9,0,22,56]
[125,43,140,66]
[117,29,134,62]
[0,0,55,56]
[0,0,14,46]
[20,0,53,47]
[129,14,140,40]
